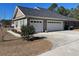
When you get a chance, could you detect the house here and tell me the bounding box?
[12,6,79,32]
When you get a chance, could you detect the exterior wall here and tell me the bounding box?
[43,19,47,32]
[24,18,28,25]
[14,18,27,32]
[13,17,65,32]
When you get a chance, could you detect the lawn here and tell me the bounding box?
[0,29,52,56]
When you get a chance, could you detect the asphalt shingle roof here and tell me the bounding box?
[18,6,79,21]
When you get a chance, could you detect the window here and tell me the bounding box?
[30,20,42,23]
[20,20,23,26]
[39,21,42,23]
[37,21,39,23]
[15,21,18,27]
[31,21,33,23]
[34,21,36,23]
[48,21,62,24]
[48,20,53,23]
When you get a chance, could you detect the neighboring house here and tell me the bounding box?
[12,6,79,32]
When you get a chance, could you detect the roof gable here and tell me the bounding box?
[13,6,25,19]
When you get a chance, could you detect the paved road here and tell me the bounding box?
[34,31,79,56]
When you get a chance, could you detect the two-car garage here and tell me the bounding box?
[30,19,64,32]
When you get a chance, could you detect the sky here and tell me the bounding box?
[0,3,78,19]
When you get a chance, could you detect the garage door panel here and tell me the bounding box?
[47,20,63,31]
[30,19,43,32]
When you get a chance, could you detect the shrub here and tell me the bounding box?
[64,24,69,30]
[21,25,35,41]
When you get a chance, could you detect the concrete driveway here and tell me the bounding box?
[34,30,79,56]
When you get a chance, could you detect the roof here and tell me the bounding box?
[17,6,79,21]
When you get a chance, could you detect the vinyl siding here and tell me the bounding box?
[14,18,27,31]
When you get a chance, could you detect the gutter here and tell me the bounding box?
[12,15,79,22]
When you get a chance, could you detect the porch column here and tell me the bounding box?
[27,17,30,26]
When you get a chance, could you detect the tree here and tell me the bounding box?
[68,5,79,20]
[67,8,74,17]
[0,19,11,27]
[73,5,79,19]
[21,25,35,41]
[48,3,58,11]
[57,6,70,16]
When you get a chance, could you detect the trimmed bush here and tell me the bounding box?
[21,25,35,41]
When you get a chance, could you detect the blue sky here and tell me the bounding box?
[0,3,78,19]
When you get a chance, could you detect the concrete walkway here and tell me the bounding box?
[34,31,79,56]
[40,40,79,56]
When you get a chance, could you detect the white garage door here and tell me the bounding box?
[47,20,64,31]
[30,19,43,32]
